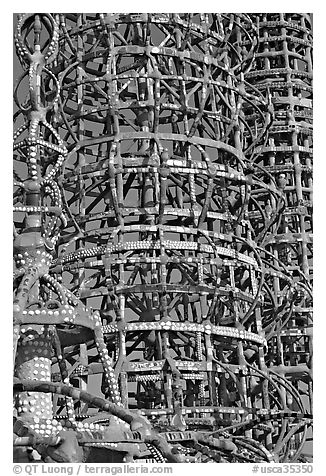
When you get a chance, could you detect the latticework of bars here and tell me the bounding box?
[13,13,312,464]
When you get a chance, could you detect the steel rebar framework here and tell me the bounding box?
[13,13,313,464]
